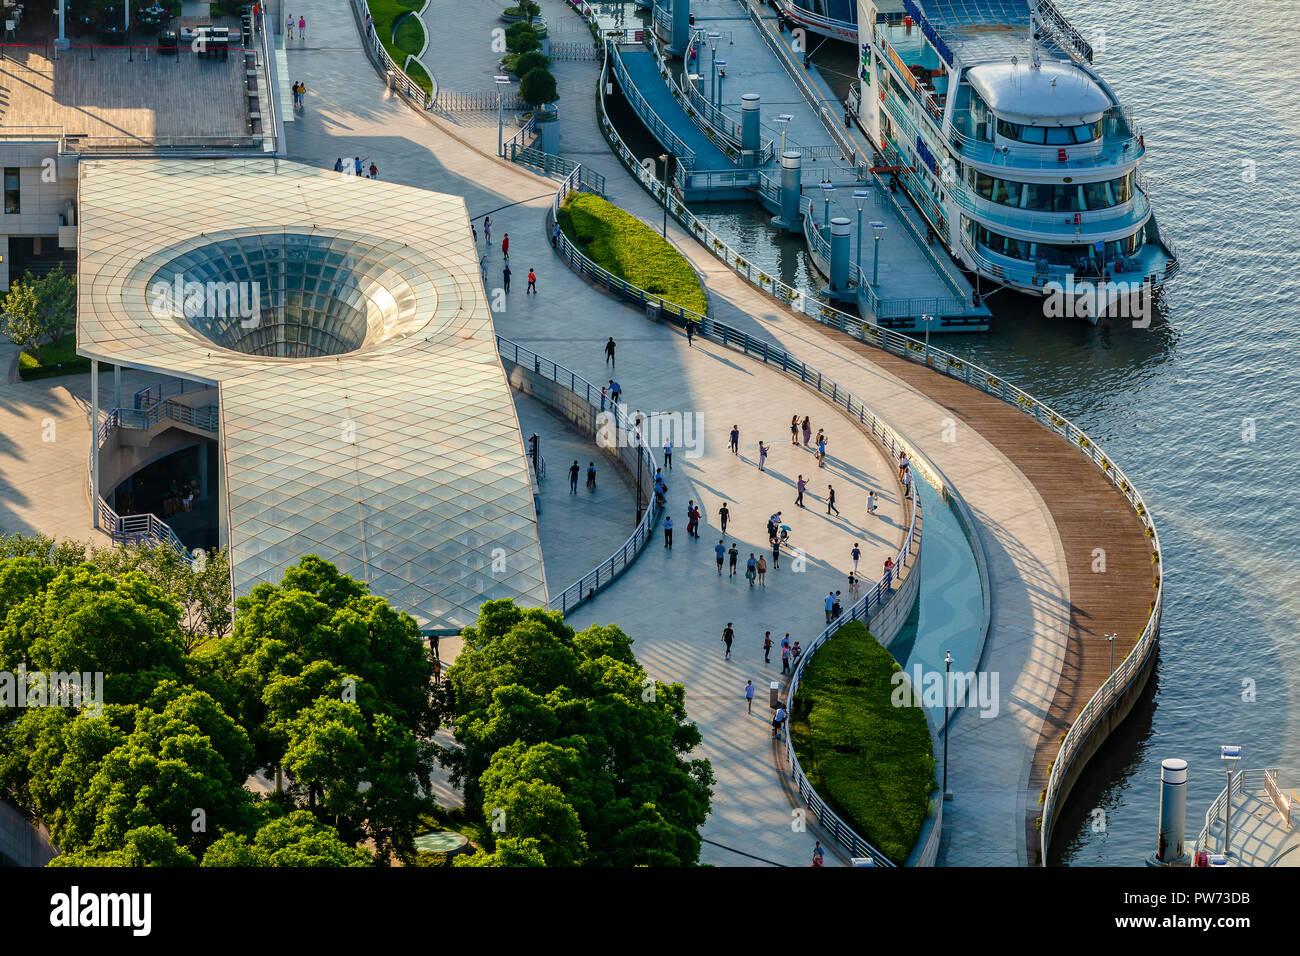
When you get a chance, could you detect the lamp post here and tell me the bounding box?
[659,152,671,237]
[920,313,936,365]
[870,220,885,287]
[715,58,726,108]
[852,188,869,280]
[820,181,833,232]
[707,31,720,105]
[943,649,953,799]
[775,113,793,155]
[1220,745,1241,857]
[495,75,510,157]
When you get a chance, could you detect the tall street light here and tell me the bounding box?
[1220,745,1242,857]
[707,32,720,104]
[943,649,953,799]
[852,188,869,281]
[716,59,726,108]
[820,181,833,232]
[660,152,670,238]
[775,113,794,154]
[920,313,937,366]
[870,220,885,287]
[495,75,510,157]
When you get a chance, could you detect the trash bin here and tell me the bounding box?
[645,301,660,323]
[768,681,780,708]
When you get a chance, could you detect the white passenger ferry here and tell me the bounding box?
[785,0,1179,319]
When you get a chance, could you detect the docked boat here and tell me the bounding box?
[794,0,1180,320]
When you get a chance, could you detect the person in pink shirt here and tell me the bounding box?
[298,15,306,38]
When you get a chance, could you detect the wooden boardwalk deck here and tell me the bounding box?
[0,39,249,139]
[791,319,1157,861]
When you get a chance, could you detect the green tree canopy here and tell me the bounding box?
[519,67,558,107]
[505,21,541,54]
[202,810,369,867]
[50,825,198,867]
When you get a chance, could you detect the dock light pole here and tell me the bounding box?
[707,31,720,104]
[853,188,869,278]
[943,649,953,799]
[716,59,726,107]
[870,220,885,287]
[920,313,936,365]
[1220,745,1241,857]
[659,152,671,237]
[820,181,833,232]
[775,113,794,154]
[495,75,510,157]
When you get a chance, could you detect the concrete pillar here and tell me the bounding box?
[113,365,121,409]
[1152,757,1191,865]
[829,217,851,293]
[771,151,802,233]
[741,93,760,162]
[198,441,209,500]
[539,116,560,155]
[669,0,690,57]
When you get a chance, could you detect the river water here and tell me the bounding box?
[670,0,1300,863]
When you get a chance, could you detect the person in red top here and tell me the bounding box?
[501,233,509,260]
[526,268,537,294]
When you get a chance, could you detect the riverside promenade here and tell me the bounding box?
[398,0,1155,864]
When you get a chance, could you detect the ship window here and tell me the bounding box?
[1044,126,1074,145]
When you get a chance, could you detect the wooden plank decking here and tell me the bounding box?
[792,318,1157,862]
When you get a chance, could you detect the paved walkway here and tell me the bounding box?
[288,0,907,867]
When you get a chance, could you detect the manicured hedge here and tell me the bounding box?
[790,621,935,863]
[18,338,90,380]
[559,192,708,316]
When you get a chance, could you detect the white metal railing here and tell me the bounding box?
[497,326,660,617]
[354,0,435,110]
[608,39,698,169]
[1194,768,1281,857]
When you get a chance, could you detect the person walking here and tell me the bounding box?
[685,501,699,538]
[609,379,621,404]
[745,679,755,714]
[801,416,812,447]
[883,556,894,588]
[867,490,878,516]
[501,233,509,261]
[685,319,695,346]
[586,461,596,490]
[762,631,773,663]
[792,640,803,664]
[824,590,835,624]
[780,641,790,674]
[368,162,378,180]
[816,433,828,468]
[898,451,909,482]
[849,571,860,598]
[502,263,511,292]
[354,156,363,177]
[728,542,739,578]
[298,14,306,38]
[484,215,492,246]
[729,424,739,455]
[851,542,861,573]
[771,536,781,569]
[568,459,580,494]
[722,623,735,660]
[663,515,673,549]
[832,591,843,619]
[286,13,294,39]
[526,268,537,294]
[663,438,673,469]
[812,841,825,867]
[772,703,788,738]
[756,553,767,586]
[745,553,757,587]
[902,468,913,501]
[796,474,807,508]
[432,656,442,685]
[758,441,769,471]
[790,414,800,445]
[827,484,840,516]
[551,222,561,247]
[715,539,726,575]
[718,502,730,535]
[604,336,616,367]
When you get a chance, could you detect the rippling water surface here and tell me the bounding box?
[682,0,1300,863]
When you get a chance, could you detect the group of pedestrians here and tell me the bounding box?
[728,629,802,673]
[567,460,597,493]
[291,80,307,112]
[285,13,306,40]
[478,215,537,294]
[332,157,379,179]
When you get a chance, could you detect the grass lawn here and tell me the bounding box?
[559,192,708,316]
[365,0,431,92]
[17,338,90,381]
[790,620,935,863]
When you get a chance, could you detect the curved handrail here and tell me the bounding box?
[551,161,945,865]
[1193,768,1279,857]
[596,49,1161,858]
[607,39,697,169]
[352,0,434,110]
[496,322,661,617]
